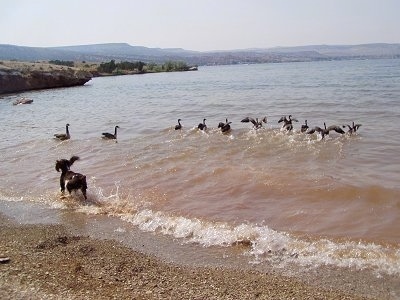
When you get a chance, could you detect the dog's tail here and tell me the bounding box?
[69,156,80,166]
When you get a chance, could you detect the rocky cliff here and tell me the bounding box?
[0,61,92,94]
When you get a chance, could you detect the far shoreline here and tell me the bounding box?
[0,59,198,95]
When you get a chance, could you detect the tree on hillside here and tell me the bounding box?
[98,60,116,73]
[163,61,189,72]
[97,60,147,73]
[49,60,74,67]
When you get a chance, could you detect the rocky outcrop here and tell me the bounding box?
[0,62,92,94]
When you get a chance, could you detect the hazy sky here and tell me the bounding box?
[2,0,399,51]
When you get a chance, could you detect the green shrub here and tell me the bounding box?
[49,60,74,67]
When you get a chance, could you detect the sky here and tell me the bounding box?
[1,0,399,51]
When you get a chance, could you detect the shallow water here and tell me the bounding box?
[1,59,400,276]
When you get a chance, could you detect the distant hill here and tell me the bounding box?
[267,43,400,57]
[53,43,199,57]
[1,43,399,66]
[0,43,198,63]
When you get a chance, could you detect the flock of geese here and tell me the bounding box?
[175,115,361,139]
[54,115,361,141]
[54,124,120,141]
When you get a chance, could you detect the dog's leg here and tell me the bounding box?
[82,176,88,200]
[81,188,87,200]
[59,175,66,199]
[60,175,65,193]
[67,184,72,196]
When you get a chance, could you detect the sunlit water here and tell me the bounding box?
[1,59,400,276]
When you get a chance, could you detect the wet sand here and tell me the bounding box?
[0,212,376,300]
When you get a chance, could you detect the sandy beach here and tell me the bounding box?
[0,211,377,300]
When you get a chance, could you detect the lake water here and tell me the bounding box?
[1,59,400,278]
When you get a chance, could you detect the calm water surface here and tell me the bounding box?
[1,59,400,276]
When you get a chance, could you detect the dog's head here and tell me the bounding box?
[55,159,69,172]
[55,156,80,173]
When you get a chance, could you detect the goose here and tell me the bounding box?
[102,125,119,140]
[278,115,298,131]
[307,122,345,139]
[54,123,70,140]
[175,119,182,130]
[218,118,232,133]
[198,118,207,131]
[343,121,362,134]
[241,116,267,129]
[301,120,309,133]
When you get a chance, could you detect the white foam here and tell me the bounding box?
[250,229,400,276]
[114,227,126,233]
[117,208,400,276]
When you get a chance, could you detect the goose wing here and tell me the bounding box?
[278,116,286,123]
[241,117,257,126]
[240,117,257,126]
[221,122,232,132]
[54,133,69,140]
[224,122,232,128]
[102,132,115,139]
[307,126,323,134]
[343,124,352,131]
[327,125,345,134]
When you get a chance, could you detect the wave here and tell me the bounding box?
[116,208,400,277]
[1,176,399,277]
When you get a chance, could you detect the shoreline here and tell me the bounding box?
[0,60,197,95]
[1,200,395,299]
[0,60,92,95]
[0,213,369,300]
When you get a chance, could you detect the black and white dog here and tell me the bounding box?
[55,156,87,200]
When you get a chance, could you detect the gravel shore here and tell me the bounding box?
[0,213,374,300]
